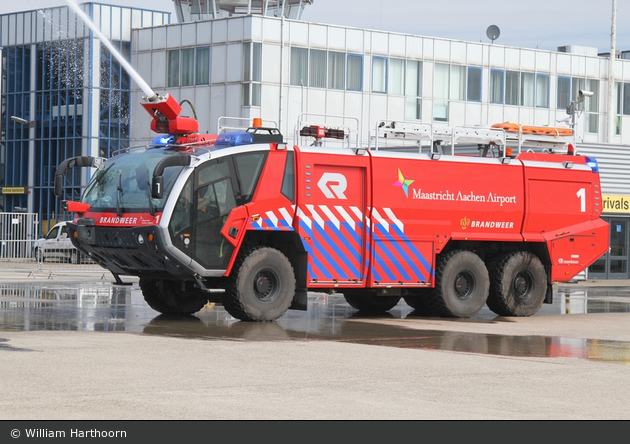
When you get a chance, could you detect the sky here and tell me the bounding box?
[2,0,629,54]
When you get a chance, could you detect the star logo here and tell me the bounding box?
[392,169,414,197]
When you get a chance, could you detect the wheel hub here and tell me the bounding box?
[255,276,271,294]
[454,272,473,300]
[513,273,532,299]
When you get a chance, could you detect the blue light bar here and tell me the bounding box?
[585,156,599,173]
[151,135,175,146]
[214,131,253,148]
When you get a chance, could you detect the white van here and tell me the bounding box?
[32,222,85,264]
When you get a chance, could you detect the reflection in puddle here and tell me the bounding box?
[337,330,630,365]
[1,283,630,365]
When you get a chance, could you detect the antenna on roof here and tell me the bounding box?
[486,25,500,44]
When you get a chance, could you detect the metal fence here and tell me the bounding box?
[0,212,106,277]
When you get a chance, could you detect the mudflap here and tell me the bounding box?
[290,287,308,311]
[544,282,553,304]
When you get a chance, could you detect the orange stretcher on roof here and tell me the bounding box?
[492,122,573,137]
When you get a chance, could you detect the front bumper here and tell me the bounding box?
[67,219,195,280]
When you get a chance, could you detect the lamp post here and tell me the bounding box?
[10,116,34,128]
[10,115,35,217]
[608,0,617,142]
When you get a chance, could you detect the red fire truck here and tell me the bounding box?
[54,93,609,321]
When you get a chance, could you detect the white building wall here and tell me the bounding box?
[130,15,630,150]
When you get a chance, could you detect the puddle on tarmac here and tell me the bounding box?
[1,283,630,365]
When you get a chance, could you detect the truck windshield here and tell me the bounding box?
[82,148,185,213]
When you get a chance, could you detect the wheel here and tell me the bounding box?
[487,251,547,316]
[428,250,489,318]
[343,290,401,312]
[223,247,296,322]
[403,289,437,316]
[139,278,209,315]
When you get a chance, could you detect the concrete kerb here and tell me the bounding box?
[0,269,139,284]
[554,279,630,288]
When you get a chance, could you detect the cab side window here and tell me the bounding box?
[233,151,267,205]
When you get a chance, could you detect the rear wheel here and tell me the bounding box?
[428,250,489,318]
[487,251,547,317]
[139,278,209,315]
[223,247,296,322]
[343,290,401,313]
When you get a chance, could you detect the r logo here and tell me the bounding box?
[318,173,347,199]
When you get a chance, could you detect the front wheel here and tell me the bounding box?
[223,247,296,322]
[428,250,489,318]
[139,278,209,315]
[487,251,547,317]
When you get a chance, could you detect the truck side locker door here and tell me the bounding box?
[299,159,368,285]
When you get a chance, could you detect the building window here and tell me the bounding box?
[490,69,504,104]
[328,51,345,90]
[521,72,535,107]
[405,60,422,120]
[167,49,180,87]
[181,48,194,86]
[290,47,308,86]
[196,47,210,85]
[536,74,549,108]
[557,76,570,110]
[467,67,482,102]
[310,49,327,88]
[505,70,520,105]
[372,56,387,93]
[242,42,262,106]
[451,65,465,100]
[586,79,599,133]
[434,63,450,121]
[434,63,465,121]
[169,47,209,87]
[347,54,363,91]
[389,58,404,95]
[622,83,630,115]
[614,82,622,135]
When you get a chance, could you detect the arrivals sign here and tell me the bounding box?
[602,195,630,214]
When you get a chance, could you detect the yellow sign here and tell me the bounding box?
[2,187,26,194]
[602,194,630,214]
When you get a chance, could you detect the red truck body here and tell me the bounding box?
[54,95,609,321]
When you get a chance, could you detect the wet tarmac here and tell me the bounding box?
[2,280,630,365]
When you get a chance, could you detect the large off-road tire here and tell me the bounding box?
[486,251,547,317]
[223,247,296,322]
[428,250,489,318]
[343,290,401,313]
[139,278,209,315]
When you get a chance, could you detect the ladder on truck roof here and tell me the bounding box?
[372,120,574,156]
[372,120,507,156]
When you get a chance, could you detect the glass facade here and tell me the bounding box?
[0,4,169,235]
